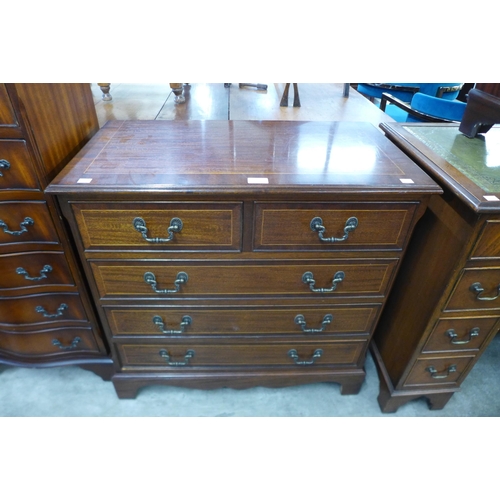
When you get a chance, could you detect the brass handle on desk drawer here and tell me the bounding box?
[310,216,358,242]
[144,271,188,294]
[0,159,10,176]
[133,217,183,243]
[52,337,81,350]
[16,264,53,281]
[288,348,323,365]
[159,349,195,366]
[426,365,457,379]
[153,315,192,335]
[294,314,333,333]
[302,271,345,293]
[0,217,34,236]
[35,303,68,318]
[469,282,500,301]
[446,327,480,345]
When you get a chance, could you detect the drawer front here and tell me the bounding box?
[0,327,100,357]
[422,317,498,353]
[403,355,475,387]
[105,305,380,337]
[0,251,74,291]
[254,202,417,251]
[0,293,88,326]
[470,220,500,259]
[72,202,242,251]
[0,140,39,191]
[0,201,59,248]
[117,339,368,369]
[445,267,500,311]
[91,260,397,299]
[0,85,19,128]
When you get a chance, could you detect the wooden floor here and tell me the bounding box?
[91,83,393,129]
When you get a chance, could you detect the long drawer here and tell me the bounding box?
[90,260,398,299]
[104,304,380,337]
[117,339,368,369]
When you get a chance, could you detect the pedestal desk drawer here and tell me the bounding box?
[91,260,398,299]
[71,202,242,251]
[105,305,380,337]
[117,339,368,369]
[422,317,498,353]
[253,202,417,251]
[0,327,100,356]
[0,201,59,248]
[0,293,88,326]
[0,251,74,291]
[403,355,475,387]
[0,140,39,191]
[445,267,500,311]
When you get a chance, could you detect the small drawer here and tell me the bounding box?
[0,201,59,249]
[445,267,500,311]
[0,293,88,327]
[253,202,417,251]
[403,355,475,387]
[0,85,19,129]
[0,327,100,357]
[104,304,380,337]
[0,251,74,292]
[0,140,40,191]
[91,259,398,299]
[116,339,368,369]
[470,220,500,259]
[422,317,498,353]
[71,202,242,251]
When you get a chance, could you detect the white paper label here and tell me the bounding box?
[247,177,269,184]
[77,178,92,184]
[484,195,499,201]
[400,178,414,184]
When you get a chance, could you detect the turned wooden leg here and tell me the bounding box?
[170,83,185,104]
[97,83,112,101]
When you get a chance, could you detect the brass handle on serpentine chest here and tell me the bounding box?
[0,159,10,176]
[294,314,333,333]
[469,282,500,301]
[0,216,34,236]
[310,216,358,242]
[288,348,323,365]
[35,303,68,318]
[16,264,53,281]
[446,327,480,345]
[302,271,345,293]
[144,271,188,294]
[153,315,192,334]
[426,365,457,379]
[159,349,195,366]
[133,217,183,243]
[52,337,81,350]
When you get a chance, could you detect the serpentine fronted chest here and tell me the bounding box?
[46,120,441,399]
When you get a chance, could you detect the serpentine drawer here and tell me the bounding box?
[0,140,40,191]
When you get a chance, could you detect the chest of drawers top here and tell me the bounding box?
[46,120,440,198]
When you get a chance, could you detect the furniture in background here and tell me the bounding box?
[373,122,500,412]
[98,83,187,103]
[0,84,112,378]
[47,120,440,399]
[459,88,500,138]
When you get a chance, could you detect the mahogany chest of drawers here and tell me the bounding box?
[0,84,111,378]
[374,122,500,412]
[47,120,440,399]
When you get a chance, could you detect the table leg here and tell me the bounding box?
[97,83,112,101]
[170,83,186,104]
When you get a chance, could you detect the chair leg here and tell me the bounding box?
[280,83,291,107]
[293,83,301,107]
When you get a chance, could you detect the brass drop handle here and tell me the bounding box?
[52,337,81,350]
[446,327,480,345]
[288,348,323,365]
[144,271,188,294]
[426,365,457,379]
[302,271,345,293]
[294,314,333,333]
[0,159,10,176]
[0,216,34,236]
[159,349,195,366]
[310,216,358,243]
[469,282,500,301]
[16,264,53,281]
[35,303,68,318]
[133,217,183,243]
[153,315,192,335]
